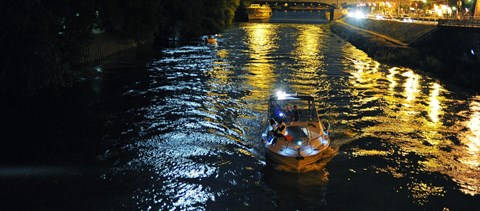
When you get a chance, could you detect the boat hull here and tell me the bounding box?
[263,127,330,170]
[265,146,327,169]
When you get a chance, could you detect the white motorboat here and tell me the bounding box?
[262,92,330,170]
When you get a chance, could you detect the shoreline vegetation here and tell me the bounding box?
[330,17,480,93]
[0,0,245,98]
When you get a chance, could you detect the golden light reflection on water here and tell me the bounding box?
[407,182,446,205]
[387,67,398,93]
[290,25,324,95]
[243,23,277,107]
[343,49,382,90]
[342,44,480,201]
[464,99,480,155]
[402,70,420,106]
[428,83,442,124]
[351,148,391,157]
[342,47,385,114]
[207,23,480,205]
[456,97,480,195]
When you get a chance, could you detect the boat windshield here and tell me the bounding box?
[268,98,318,122]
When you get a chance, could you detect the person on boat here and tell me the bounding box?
[292,105,301,121]
[268,118,287,145]
[284,105,293,121]
[275,119,287,137]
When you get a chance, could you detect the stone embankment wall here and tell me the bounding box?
[330,17,480,91]
[329,18,419,66]
[341,18,437,44]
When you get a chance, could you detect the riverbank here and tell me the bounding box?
[330,17,480,92]
[330,19,417,65]
[0,0,242,100]
[74,33,139,64]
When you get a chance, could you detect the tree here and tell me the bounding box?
[0,0,242,97]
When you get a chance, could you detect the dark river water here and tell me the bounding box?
[2,20,480,210]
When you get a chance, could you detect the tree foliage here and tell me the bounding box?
[0,0,242,97]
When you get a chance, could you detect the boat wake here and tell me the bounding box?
[329,126,360,149]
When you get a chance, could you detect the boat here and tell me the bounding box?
[261,91,330,170]
[246,4,272,20]
[203,35,217,45]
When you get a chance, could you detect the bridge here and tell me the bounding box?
[251,0,354,20]
[252,0,363,7]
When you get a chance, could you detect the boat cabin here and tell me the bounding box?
[268,93,319,123]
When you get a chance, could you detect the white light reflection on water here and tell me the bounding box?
[121,43,261,210]
[171,183,215,209]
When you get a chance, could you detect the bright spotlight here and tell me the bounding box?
[276,91,287,99]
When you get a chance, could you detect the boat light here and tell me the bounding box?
[276,91,287,100]
[95,65,103,73]
[321,138,328,145]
